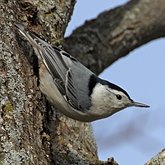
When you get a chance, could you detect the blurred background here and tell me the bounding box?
[65,0,165,164]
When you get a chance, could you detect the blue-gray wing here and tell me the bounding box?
[15,23,93,111]
[47,46,94,111]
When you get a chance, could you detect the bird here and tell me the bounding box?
[15,23,149,122]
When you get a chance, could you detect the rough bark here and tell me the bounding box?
[0,1,48,164]
[1,0,97,165]
[0,0,165,164]
[145,149,165,165]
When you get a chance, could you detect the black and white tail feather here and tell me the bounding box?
[15,23,149,122]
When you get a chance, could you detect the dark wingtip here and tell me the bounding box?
[14,22,20,28]
[14,22,27,32]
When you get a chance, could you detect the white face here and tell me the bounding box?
[89,83,149,120]
[106,88,133,109]
[90,83,133,117]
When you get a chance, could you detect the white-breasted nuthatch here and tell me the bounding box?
[15,23,149,122]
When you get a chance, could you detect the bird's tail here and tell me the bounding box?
[15,23,34,43]
[15,22,49,50]
[15,22,27,35]
[15,22,67,82]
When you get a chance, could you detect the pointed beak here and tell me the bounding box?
[132,101,150,108]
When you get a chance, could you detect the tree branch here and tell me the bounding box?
[64,0,165,74]
[145,149,165,165]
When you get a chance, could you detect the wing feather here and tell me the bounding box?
[16,23,93,111]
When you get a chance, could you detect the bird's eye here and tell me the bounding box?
[116,94,122,100]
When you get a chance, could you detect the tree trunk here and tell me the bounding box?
[0,0,165,164]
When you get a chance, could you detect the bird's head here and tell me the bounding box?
[106,86,150,110]
[90,78,150,118]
